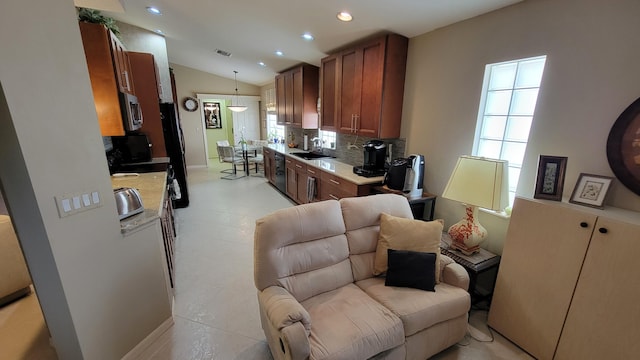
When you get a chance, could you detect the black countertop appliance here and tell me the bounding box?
[353,140,387,177]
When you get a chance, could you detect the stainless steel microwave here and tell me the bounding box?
[118,92,143,131]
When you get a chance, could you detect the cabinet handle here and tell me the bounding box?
[329,179,340,185]
[598,227,608,234]
[308,169,316,174]
[329,194,339,200]
[124,70,131,91]
[580,222,589,228]
[350,114,355,133]
[354,114,359,132]
[295,164,303,169]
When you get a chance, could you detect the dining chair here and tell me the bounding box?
[217,145,246,179]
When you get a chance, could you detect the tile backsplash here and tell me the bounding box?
[286,127,406,167]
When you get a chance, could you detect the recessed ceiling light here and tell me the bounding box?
[301,33,314,41]
[337,11,353,22]
[155,29,164,35]
[258,61,266,67]
[146,7,162,15]
[275,50,284,56]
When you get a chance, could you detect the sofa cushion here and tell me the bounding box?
[385,249,436,292]
[340,194,414,281]
[302,283,405,360]
[374,213,443,282]
[255,200,353,301]
[356,277,470,337]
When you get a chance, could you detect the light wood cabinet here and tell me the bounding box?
[488,197,640,360]
[320,34,408,138]
[275,64,319,128]
[128,52,165,157]
[79,22,136,136]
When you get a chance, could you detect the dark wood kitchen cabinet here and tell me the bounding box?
[318,171,370,201]
[320,33,408,138]
[263,147,276,184]
[160,185,176,288]
[79,21,136,136]
[285,156,308,203]
[128,51,166,157]
[275,64,319,129]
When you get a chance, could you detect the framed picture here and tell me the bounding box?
[606,96,640,196]
[203,101,222,129]
[569,173,614,209]
[534,155,568,201]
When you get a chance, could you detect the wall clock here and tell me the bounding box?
[606,96,640,196]
[183,97,198,112]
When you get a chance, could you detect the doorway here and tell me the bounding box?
[196,94,261,167]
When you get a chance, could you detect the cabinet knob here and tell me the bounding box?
[598,227,608,234]
[580,222,589,228]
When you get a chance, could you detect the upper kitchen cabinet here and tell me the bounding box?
[275,64,319,129]
[128,51,166,157]
[79,22,136,136]
[320,33,408,138]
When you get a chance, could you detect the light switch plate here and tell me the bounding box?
[55,190,102,218]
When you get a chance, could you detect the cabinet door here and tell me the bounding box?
[285,158,297,200]
[555,217,640,360]
[306,167,321,202]
[357,39,384,137]
[292,67,303,128]
[129,52,166,157]
[320,55,338,131]
[276,74,286,125]
[488,197,595,360]
[295,161,307,204]
[338,48,362,134]
[284,72,294,125]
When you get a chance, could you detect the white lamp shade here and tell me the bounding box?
[442,156,509,211]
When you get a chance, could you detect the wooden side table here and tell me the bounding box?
[370,185,437,221]
[440,232,501,305]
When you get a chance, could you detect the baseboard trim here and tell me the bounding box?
[121,316,174,360]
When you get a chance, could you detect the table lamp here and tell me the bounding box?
[442,156,509,255]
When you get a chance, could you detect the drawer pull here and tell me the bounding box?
[598,227,608,234]
[580,222,589,228]
[329,194,339,200]
[329,179,340,185]
[308,169,316,174]
[295,164,303,169]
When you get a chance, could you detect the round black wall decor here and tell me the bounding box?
[606,97,640,196]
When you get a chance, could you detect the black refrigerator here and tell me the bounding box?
[160,102,189,208]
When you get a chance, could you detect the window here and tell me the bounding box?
[318,129,336,149]
[473,56,547,207]
[266,111,284,142]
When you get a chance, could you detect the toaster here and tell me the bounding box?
[113,187,144,220]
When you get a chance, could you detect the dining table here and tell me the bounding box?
[235,145,259,176]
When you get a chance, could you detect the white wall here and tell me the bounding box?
[170,63,260,167]
[0,1,171,358]
[402,0,640,254]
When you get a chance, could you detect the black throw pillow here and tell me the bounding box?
[385,249,436,292]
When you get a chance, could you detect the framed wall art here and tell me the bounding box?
[534,155,568,201]
[569,173,614,209]
[607,96,640,195]
[203,101,222,129]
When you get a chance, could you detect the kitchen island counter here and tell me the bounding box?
[111,171,167,234]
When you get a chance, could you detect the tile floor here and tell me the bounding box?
[0,163,534,359]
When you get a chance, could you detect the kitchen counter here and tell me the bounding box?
[111,171,167,234]
[266,144,385,185]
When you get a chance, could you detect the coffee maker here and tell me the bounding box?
[384,154,425,197]
[353,140,387,177]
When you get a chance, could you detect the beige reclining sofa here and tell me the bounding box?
[254,194,470,360]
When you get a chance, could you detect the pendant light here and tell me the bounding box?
[228,70,248,112]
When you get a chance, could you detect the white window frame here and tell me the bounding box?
[472,55,547,209]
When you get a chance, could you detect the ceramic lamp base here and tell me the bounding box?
[447,205,487,256]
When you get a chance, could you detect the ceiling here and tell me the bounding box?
[75,0,522,86]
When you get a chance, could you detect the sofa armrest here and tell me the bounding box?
[258,286,311,360]
[440,255,470,291]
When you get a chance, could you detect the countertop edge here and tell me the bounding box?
[266,144,385,185]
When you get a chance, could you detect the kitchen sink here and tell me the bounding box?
[290,152,334,160]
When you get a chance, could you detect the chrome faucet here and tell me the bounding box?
[310,137,323,153]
